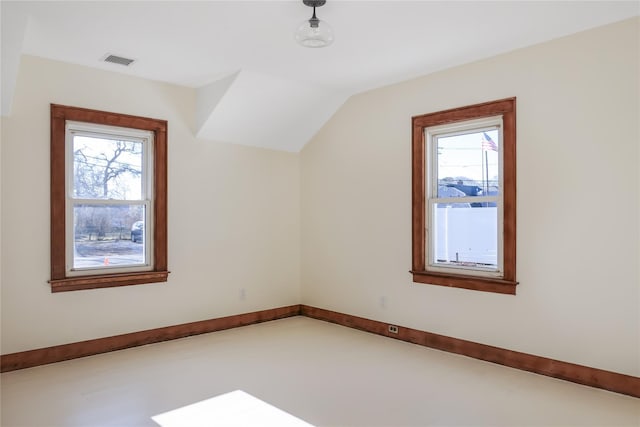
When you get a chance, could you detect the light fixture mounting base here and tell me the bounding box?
[303,0,326,7]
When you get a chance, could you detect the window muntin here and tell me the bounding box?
[66,123,153,276]
[426,117,503,277]
[411,98,517,294]
[50,104,169,292]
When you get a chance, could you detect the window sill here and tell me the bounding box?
[410,270,517,295]
[50,271,169,293]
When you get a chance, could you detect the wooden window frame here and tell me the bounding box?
[411,98,517,295]
[50,104,169,292]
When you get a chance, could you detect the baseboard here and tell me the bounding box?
[300,305,640,398]
[3,303,638,398]
[1,305,301,372]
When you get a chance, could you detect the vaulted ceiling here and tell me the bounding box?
[2,1,638,151]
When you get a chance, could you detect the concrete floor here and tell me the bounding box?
[1,316,639,426]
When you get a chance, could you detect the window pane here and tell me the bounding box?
[432,204,497,269]
[436,130,499,198]
[73,135,143,200]
[73,204,146,269]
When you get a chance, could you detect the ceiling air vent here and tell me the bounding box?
[103,54,135,66]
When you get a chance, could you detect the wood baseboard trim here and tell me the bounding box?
[1,305,301,373]
[300,305,640,398]
[3,303,638,398]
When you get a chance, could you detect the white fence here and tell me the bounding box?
[433,206,497,266]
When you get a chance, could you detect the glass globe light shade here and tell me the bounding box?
[294,18,334,48]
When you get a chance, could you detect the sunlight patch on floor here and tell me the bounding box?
[152,390,314,427]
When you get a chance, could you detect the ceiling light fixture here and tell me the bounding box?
[294,0,334,48]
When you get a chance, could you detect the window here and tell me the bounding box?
[411,98,517,294]
[50,105,168,292]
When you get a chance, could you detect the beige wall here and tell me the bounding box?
[301,18,640,376]
[1,55,300,353]
[2,19,638,379]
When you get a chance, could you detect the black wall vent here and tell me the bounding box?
[103,54,135,66]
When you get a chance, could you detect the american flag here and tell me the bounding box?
[482,132,498,152]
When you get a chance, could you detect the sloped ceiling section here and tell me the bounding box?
[0,5,28,116]
[196,71,348,152]
[196,71,240,135]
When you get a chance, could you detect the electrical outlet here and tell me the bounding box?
[388,325,399,334]
[239,288,246,300]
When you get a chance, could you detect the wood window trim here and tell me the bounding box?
[411,98,517,294]
[50,104,169,292]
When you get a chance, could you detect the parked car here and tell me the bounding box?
[131,221,144,243]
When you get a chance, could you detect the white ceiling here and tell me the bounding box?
[2,1,638,151]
